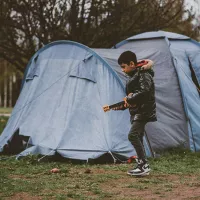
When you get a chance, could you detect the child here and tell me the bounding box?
[105,51,156,176]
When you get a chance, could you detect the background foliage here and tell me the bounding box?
[1,0,199,73]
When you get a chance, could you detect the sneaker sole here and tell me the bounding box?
[127,170,150,176]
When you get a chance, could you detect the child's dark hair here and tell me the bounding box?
[118,51,137,65]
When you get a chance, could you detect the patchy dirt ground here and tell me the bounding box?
[94,169,200,200]
[4,171,200,200]
[2,155,200,200]
[5,193,42,200]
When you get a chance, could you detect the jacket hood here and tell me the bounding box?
[141,64,152,70]
[127,64,154,77]
[141,65,154,77]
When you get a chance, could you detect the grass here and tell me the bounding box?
[1,151,200,199]
[0,116,9,134]
[0,107,13,114]
[1,118,200,199]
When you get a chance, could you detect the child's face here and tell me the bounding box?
[120,61,136,74]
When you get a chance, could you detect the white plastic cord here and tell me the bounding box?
[37,149,55,162]
[108,151,117,164]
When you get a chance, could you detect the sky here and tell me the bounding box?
[185,0,200,15]
[185,0,200,27]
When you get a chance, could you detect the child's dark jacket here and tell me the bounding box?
[125,65,157,123]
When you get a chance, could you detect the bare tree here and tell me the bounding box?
[0,0,199,73]
[0,0,70,73]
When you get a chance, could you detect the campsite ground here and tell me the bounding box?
[1,116,200,200]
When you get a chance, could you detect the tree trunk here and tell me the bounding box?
[9,74,13,107]
[4,62,7,108]
[0,85,2,107]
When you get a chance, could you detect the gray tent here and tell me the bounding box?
[109,31,200,152]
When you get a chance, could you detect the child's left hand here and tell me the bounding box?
[123,97,130,108]
[124,93,136,108]
[103,105,110,112]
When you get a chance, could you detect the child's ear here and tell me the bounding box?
[130,61,135,67]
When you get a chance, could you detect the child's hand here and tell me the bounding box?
[103,105,110,112]
[123,96,130,108]
[124,93,136,108]
[127,93,133,97]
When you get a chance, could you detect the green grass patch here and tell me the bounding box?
[0,107,13,114]
[1,150,200,199]
[149,148,200,174]
[0,116,9,134]
[1,115,200,199]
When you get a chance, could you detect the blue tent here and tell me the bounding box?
[0,41,140,161]
[112,30,200,152]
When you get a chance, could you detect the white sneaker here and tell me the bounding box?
[127,159,151,176]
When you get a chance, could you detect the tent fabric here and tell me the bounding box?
[114,31,190,48]
[0,41,136,160]
[187,50,200,85]
[114,31,200,152]
[171,49,200,151]
[69,59,97,83]
[127,31,190,40]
